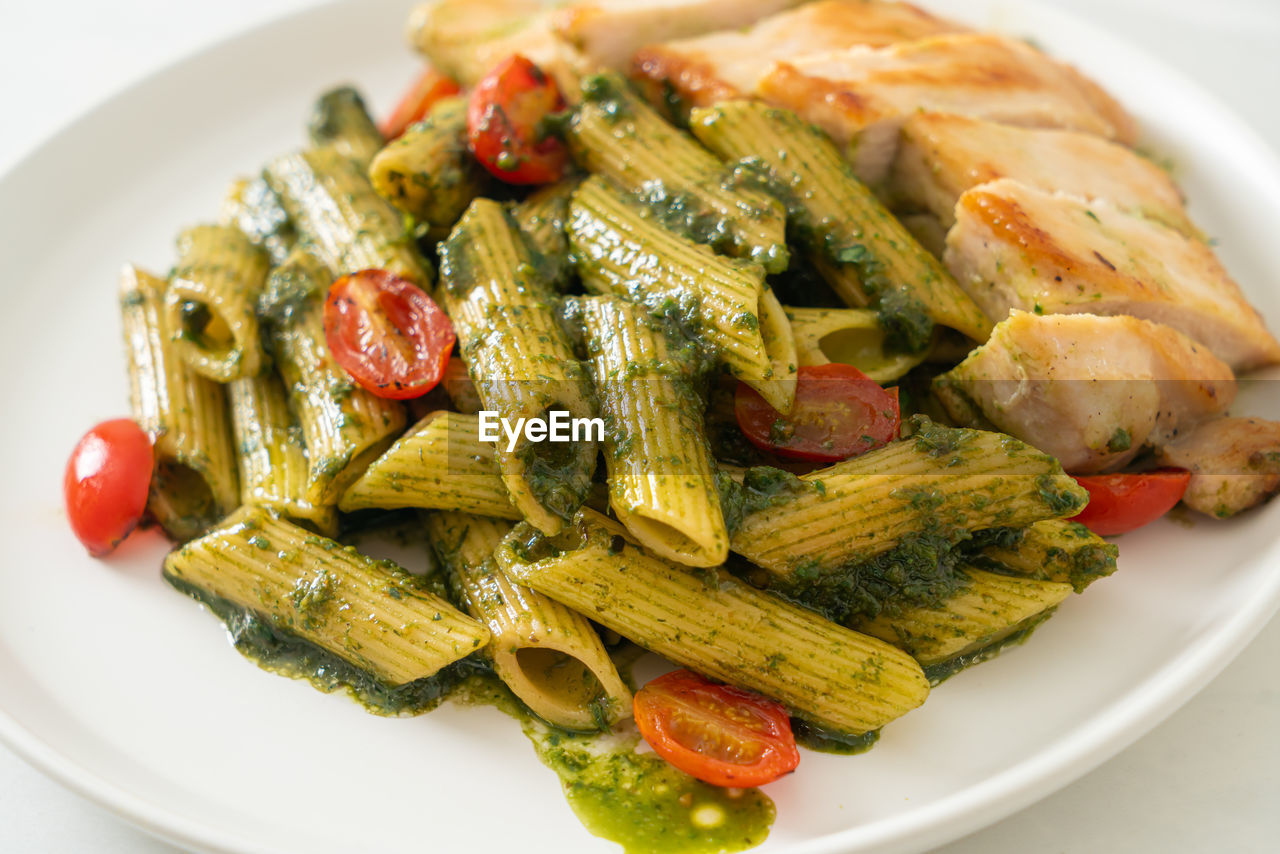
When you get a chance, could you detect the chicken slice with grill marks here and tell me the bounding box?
[1154,417,1280,519]
[933,311,1235,474]
[944,179,1280,372]
[630,0,964,117]
[890,112,1196,237]
[756,32,1137,184]
[407,0,811,93]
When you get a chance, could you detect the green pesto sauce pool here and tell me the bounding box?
[165,576,776,853]
[457,675,776,854]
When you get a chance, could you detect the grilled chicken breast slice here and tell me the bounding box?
[631,0,962,114]
[944,179,1280,372]
[934,311,1235,474]
[757,33,1137,183]
[407,0,808,91]
[891,113,1196,236]
[1155,417,1280,518]
[556,0,811,72]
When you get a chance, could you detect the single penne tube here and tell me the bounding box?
[228,371,338,535]
[977,519,1118,593]
[438,198,598,535]
[785,305,929,382]
[266,248,407,505]
[165,507,490,686]
[732,420,1089,579]
[264,146,432,286]
[689,101,993,346]
[165,224,271,381]
[427,512,632,730]
[568,176,797,412]
[339,411,516,517]
[581,295,728,567]
[850,567,1072,667]
[510,177,579,289]
[566,72,789,274]
[120,265,239,541]
[368,96,488,230]
[308,86,385,167]
[219,177,296,265]
[496,510,930,735]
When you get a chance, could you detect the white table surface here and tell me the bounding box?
[1,0,1277,851]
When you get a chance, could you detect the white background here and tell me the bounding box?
[0,0,1277,851]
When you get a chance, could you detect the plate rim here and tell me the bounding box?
[1,1,1279,853]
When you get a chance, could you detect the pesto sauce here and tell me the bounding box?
[792,721,880,756]
[457,675,776,854]
[163,572,485,715]
[771,531,970,624]
[922,609,1057,686]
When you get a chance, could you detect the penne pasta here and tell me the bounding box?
[438,198,598,535]
[166,224,271,382]
[228,371,338,535]
[368,96,488,230]
[120,265,239,541]
[689,101,993,347]
[851,567,1072,667]
[308,86,385,167]
[427,512,631,730]
[785,305,929,383]
[497,510,930,735]
[732,420,1089,579]
[339,411,517,518]
[581,295,728,567]
[567,72,789,274]
[568,175,797,412]
[165,507,490,686]
[265,248,407,505]
[264,146,432,286]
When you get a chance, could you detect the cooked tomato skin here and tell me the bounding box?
[64,419,154,557]
[381,68,462,139]
[1071,469,1192,536]
[323,269,456,400]
[467,55,568,185]
[633,669,800,788]
[734,363,900,463]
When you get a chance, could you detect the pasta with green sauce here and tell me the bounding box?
[87,13,1192,849]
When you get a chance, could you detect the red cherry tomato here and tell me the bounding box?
[323,269,455,399]
[381,68,462,140]
[467,55,568,185]
[1070,469,1191,536]
[734,364,900,462]
[633,669,800,788]
[64,419,154,557]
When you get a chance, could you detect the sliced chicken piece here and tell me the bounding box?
[757,33,1137,183]
[892,113,1196,237]
[933,311,1235,474]
[407,0,806,91]
[1155,417,1280,518]
[407,0,567,87]
[631,0,962,114]
[945,179,1280,372]
[555,0,811,71]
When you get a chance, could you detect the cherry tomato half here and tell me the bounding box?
[467,55,568,185]
[1070,469,1191,536]
[381,68,462,140]
[64,419,154,557]
[323,269,455,399]
[734,364,900,462]
[634,669,800,788]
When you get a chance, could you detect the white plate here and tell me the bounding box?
[2,1,1279,852]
